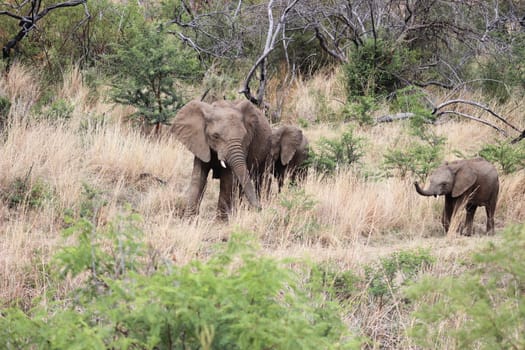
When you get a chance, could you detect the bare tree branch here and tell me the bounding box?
[167,2,260,60]
[239,0,300,106]
[436,110,509,137]
[511,130,525,144]
[1,0,89,59]
[433,99,521,133]
[377,95,522,142]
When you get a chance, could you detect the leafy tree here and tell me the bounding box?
[344,39,417,98]
[106,23,202,130]
[479,140,525,174]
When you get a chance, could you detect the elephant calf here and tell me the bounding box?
[270,125,309,192]
[414,157,499,236]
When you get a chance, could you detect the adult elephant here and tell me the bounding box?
[171,99,272,218]
[414,158,499,235]
[270,125,309,192]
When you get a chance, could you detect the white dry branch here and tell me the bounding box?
[239,0,300,106]
[376,97,524,142]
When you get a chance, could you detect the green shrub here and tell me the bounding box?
[269,188,321,243]
[43,98,74,120]
[1,1,141,81]
[0,214,359,349]
[340,96,378,125]
[3,175,52,209]
[106,22,203,127]
[309,264,361,302]
[0,95,10,130]
[344,39,417,98]
[0,95,10,116]
[309,127,365,175]
[56,209,144,286]
[297,117,310,128]
[478,33,525,102]
[310,89,339,123]
[383,141,444,179]
[406,224,525,349]
[478,140,525,174]
[383,87,445,179]
[364,249,434,307]
[390,86,437,137]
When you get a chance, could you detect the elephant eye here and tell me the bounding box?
[211,133,220,140]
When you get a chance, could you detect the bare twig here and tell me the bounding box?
[1,0,89,59]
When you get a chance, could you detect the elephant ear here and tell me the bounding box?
[270,128,284,161]
[452,165,477,197]
[237,100,260,143]
[171,100,211,162]
[280,127,303,165]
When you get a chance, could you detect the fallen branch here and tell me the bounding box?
[138,173,167,186]
[437,110,508,137]
[433,99,521,133]
[375,96,522,142]
[375,112,415,123]
[511,130,525,144]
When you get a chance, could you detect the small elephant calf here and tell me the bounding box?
[414,157,499,236]
[270,125,309,192]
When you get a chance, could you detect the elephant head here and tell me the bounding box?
[414,161,476,198]
[270,125,307,166]
[171,100,264,209]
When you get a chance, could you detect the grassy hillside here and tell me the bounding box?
[0,63,524,347]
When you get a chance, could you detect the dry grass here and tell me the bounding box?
[0,64,524,346]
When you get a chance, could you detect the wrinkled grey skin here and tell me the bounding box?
[414,158,499,235]
[270,125,309,192]
[171,100,271,219]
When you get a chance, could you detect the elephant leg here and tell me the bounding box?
[272,162,285,192]
[261,170,273,199]
[291,166,307,185]
[485,200,496,235]
[277,172,285,192]
[254,172,262,198]
[185,157,211,216]
[463,204,477,236]
[289,168,298,187]
[442,197,455,233]
[217,169,234,220]
[264,173,273,198]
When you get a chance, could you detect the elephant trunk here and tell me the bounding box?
[226,145,261,210]
[414,182,437,197]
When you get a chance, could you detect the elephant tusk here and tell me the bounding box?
[220,160,227,169]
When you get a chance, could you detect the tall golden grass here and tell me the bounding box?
[0,64,524,325]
